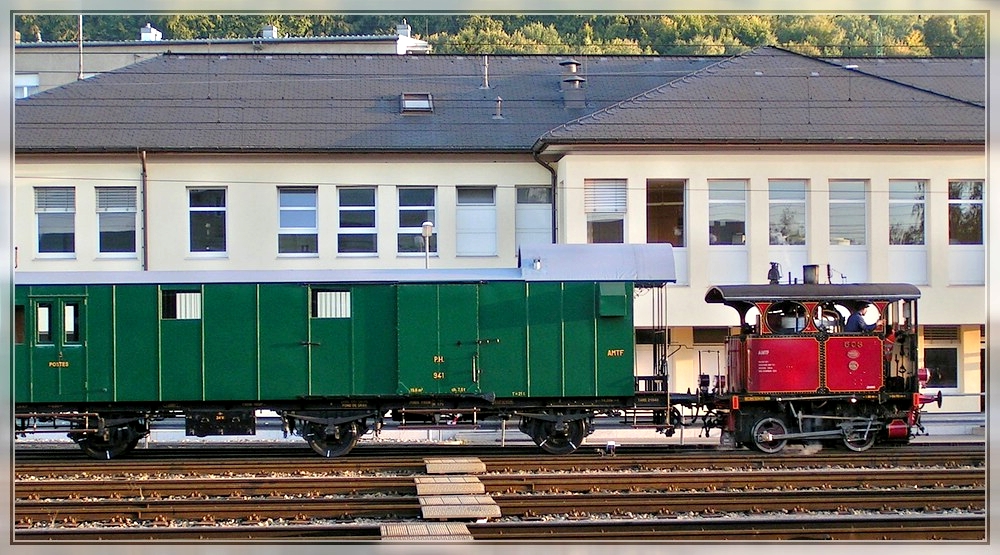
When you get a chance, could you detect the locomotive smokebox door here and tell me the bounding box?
[185,410,256,437]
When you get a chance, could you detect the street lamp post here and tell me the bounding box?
[421,221,434,269]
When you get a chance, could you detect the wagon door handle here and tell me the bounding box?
[300,341,321,347]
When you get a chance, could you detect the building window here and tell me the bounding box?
[189,189,226,253]
[948,180,983,245]
[14,73,40,99]
[889,180,925,245]
[515,186,552,249]
[646,179,685,247]
[456,186,497,256]
[828,180,866,245]
[398,187,436,254]
[708,180,746,245]
[162,291,202,320]
[278,187,318,255]
[96,187,137,254]
[338,187,377,254]
[35,187,75,255]
[400,92,433,113]
[584,178,626,244]
[769,180,806,245]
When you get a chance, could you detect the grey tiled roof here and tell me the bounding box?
[15,47,983,153]
[539,47,984,147]
[14,53,719,153]
[823,56,985,106]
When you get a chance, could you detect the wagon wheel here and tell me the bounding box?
[842,420,878,452]
[749,416,788,454]
[74,423,143,460]
[305,421,360,458]
[531,417,586,455]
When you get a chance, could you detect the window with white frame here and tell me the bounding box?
[646,179,685,247]
[398,187,436,254]
[188,189,226,253]
[456,186,497,256]
[948,180,983,245]
[35,187,75,255]
[828,180,866,246]
[338,187,377,254]
[769,180,806,245]
[708,180,746,245]
[515,186,552,249]
[14,73,40,99]
[584,179,626,243]
[96,187,137,254]
[888,180,925,245]
[278,187,318,255]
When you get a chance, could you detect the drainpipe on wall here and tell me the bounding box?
[531,148,558,245]
[139,150,149,271]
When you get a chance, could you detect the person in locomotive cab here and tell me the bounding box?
[845,302,882,332]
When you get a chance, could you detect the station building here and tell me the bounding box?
[13,45,986,413]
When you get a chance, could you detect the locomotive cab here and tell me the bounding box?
[705,273,934,453]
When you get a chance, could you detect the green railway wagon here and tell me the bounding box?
[14,244,675,458]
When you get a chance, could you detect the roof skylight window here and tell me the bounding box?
[400,92,433,113]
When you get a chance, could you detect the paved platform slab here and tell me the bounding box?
[424,456,487,474]
[380,522,474,541]
[415,475,486,495]
[418,494,501,520]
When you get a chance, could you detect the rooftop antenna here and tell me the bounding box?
[480,55,490,89]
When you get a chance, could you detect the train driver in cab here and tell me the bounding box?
[845,302,882,333]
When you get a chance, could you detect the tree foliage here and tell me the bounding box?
[14,13,985,57]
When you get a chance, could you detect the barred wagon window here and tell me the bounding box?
[162,291,202,320]
[312,290,351,319]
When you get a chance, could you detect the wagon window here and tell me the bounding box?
[162,291,202,320]
[64,302,80,343]
[14,305,25,344]
[765,301,807,333]
[36,303,53,343]
[312,290,351,319]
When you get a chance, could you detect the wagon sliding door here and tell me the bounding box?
[397,284,480,395]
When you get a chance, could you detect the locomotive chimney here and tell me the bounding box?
[803,264,820,284]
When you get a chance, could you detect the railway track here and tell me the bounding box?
[14,444,986,541]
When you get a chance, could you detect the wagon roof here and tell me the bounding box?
[704,283,921,305]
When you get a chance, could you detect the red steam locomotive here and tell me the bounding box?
[695,265,941,453]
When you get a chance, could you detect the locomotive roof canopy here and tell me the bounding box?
[704,283,921,306]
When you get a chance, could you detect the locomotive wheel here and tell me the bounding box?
[531,418,586,455]
[74,424,143,460]
[749,416,788,454]
[305,421,360,458]
[842,420,878,452]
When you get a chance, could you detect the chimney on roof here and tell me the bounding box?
[140,23,162,41]
[397,19,411,38]
[261,24,280,39]
[560,58,586,109]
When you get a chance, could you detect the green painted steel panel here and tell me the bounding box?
[397,284,479,395]
[159,286,203,401]
[526,282,564,397]
[309,287,353,395]
[85,286,114,402]
[350,285,398,395]
[562,282,597,397]
[203,284,259,400]
[598,282,628,316]
[258,283,309,400]
[478,282,528,397]
[13,288,29,403]
[113,286,159,401]
[596,282,636,396]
